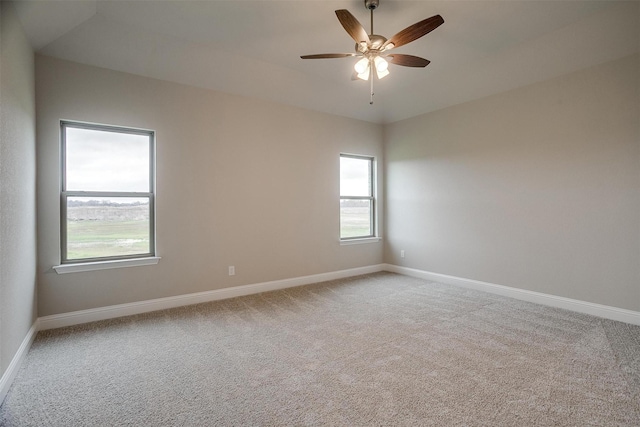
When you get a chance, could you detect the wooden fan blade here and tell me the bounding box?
[387,54,430,68]
[335,9,370,45]
[300,53,358,59]
[383,15,444,50]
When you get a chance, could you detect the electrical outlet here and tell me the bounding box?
[228,266,235,276]
[400,250,405,258]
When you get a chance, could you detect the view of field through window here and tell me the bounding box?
[339,200,372,238]
[340,155,374,239]
[67,197,150,260]
[63,124,153,262]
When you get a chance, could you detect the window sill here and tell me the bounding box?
[340,237,381,246]
[53,257,161,274]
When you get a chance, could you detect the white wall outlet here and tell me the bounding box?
[400,250,405,258]
[228,266,235,276]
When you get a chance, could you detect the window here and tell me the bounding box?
[340,154,376,239]
[60,121,155,263]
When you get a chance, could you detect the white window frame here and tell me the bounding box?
[59,120,156,266]
[340,153,377,241]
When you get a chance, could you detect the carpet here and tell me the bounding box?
[1,272,639,426]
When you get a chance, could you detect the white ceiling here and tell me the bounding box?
[12,0,640,124]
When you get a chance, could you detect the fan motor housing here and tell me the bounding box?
[355,34,387,53]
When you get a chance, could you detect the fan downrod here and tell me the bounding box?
[365,0,379,35]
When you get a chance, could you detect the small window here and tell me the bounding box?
[60,121,155,263]
[340,154,375,239]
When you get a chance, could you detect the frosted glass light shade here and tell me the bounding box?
[357,67,370,81]
[374,56,388,72]
[376,68,389,79]
[354,57,369,74]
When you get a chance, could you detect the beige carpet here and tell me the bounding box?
[1,272,639,426]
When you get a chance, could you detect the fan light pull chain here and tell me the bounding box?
[370,74,374,105]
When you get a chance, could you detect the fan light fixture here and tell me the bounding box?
[301,0,444,104]
[354,56,389,81]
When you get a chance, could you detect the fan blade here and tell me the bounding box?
[300,53,358,59]
[387,54,430,68]
[383,15,444,50]
[335,9,370,45]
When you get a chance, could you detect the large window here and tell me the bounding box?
[61,121,155,263]
[340,154,375,239]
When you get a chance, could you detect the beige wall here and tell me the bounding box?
[0,2,37,378]
[36,56,384,316]
[32,48,640,317]
[384,54,640,311]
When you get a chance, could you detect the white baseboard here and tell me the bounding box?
[36,263,640,330]
[0,320,39,405]
[38,264,385,330]
[384,264,640,326]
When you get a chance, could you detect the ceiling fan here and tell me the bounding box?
[301,0,444,104]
